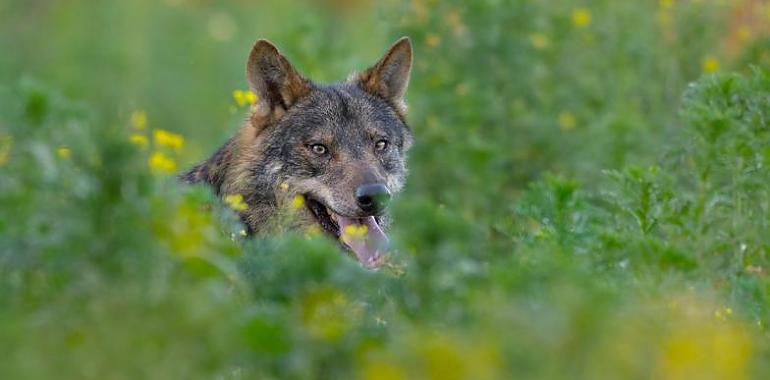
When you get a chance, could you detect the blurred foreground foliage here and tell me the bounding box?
[2,0,770,379]
[3,68,770,380]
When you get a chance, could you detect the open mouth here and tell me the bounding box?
[305,196,388,268]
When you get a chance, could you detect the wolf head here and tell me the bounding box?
[182,37,413,268]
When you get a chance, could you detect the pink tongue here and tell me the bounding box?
[337,216,389,268]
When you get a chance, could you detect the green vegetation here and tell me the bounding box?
[2,0,770,379]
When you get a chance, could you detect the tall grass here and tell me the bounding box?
[1,0,770,379]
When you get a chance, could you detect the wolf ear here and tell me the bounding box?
[246,39,310,116]
[359,37,413,110]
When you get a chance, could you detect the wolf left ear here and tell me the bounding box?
[246,39,310,117]
[359,37,413,111]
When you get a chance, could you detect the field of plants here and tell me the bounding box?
[1,0,770,378]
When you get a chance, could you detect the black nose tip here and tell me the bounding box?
[355,183,391,214]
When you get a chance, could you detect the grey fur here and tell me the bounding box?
[182,38,413,243]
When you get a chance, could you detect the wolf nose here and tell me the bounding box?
[355,183,391,214]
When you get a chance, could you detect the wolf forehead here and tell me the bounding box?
[270,83,412,149]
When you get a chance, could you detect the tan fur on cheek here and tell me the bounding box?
[221,122,271,195]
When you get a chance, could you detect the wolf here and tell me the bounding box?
[181,37,414,268]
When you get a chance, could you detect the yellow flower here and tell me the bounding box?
[657,323,751,380]
[148,151,177,174]
[529,33,550,49]
[653,296,752,380]
[425,33,441,47]
[702,56,719,73]
[558,111,577,131]
[130,110,148,129]
[291,194,305,209]
[342,224,368,243]
[659,0,674,9]
[224,194,248,212]
[232,89,258,107]
[153,129,184,151]
[0,134,12,166]
[572,8,592,28]
[57,146,71,159]
[129,134,149,147]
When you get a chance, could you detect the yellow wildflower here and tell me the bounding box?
[529,33,550,49]
[129,134,149,147]
[657,323,751,380]
[0,134,12,166]
[651,295,753,380]
[291,194,305,209]
[342,224,368,242]
[153,129,184,151]
[572,8,592,28]
[659,0,674,9]
[232,89,258,107]
[57,146,71,159]
[224,194,248,211]
[702,56,719,73]
[130,110,148,129]
[558,111,577,131]
[148,151,177,174]
[425,33,440,47]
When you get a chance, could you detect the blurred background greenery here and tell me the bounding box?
[2,0,770,379]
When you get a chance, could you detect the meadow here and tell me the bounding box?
[1,0,770,378]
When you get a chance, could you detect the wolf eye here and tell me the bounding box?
[309,143,327,155]
[375,139,389,151]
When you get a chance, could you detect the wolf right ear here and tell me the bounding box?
[246,39,310,117]
[359,37,413,112]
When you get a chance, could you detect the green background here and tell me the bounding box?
[2,0,770,379]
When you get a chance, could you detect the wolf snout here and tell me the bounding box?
[355,183,391,215]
